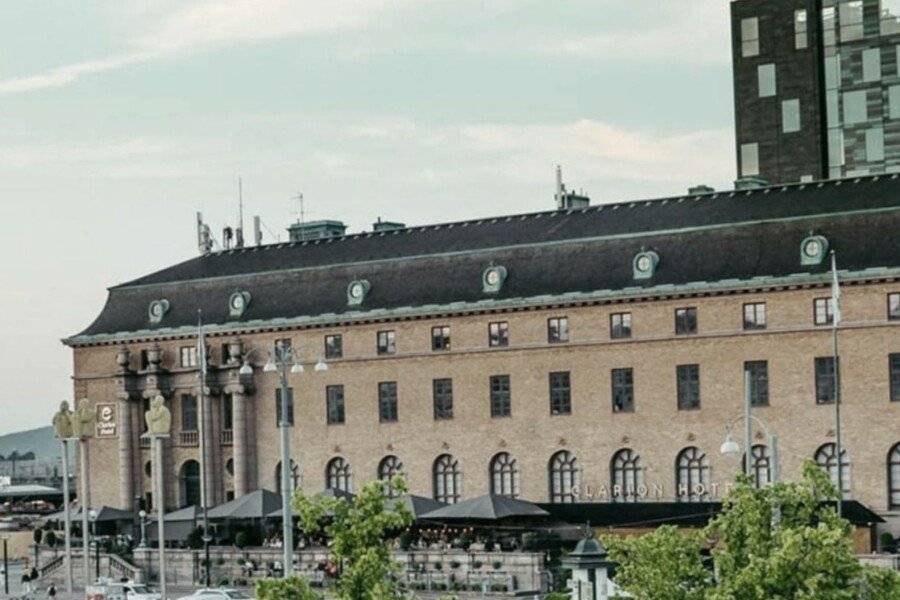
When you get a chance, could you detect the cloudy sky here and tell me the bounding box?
[0,1,735,435]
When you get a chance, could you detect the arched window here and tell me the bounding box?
[433,454,461,504]
[179,460,201,508]
[676,447,710,502]
[274,459,301,491]
[549,451,580,504]
[489,452,519,498]
[611,449,644,502]
[377,456,405,498]
[326,457,352,493]
[742,445,771,488]
[889,443,900,510]
[815,443,850,496]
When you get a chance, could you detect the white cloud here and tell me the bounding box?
[0,0,418,95]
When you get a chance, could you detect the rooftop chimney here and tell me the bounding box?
[688,184,715,195]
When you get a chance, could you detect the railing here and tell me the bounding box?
[38,555,64,579]
[179,431,199,446]
[858,554,900,570]
[221,429,234,445]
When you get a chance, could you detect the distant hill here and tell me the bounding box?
[0,426,61,461]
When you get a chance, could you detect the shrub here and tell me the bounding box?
[433,561,443,570]
[33,528,43,545]
[255,576,321,600]
[880,532,895,552]
[472,560,483,569]
[234,531,250,549]
[544,593,570,600]
[492,560,502,570]
[450,560,461,569]
[45,531,58,548]
[186,526,204,549]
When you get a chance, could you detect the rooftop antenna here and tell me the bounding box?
[291,192,306,224]
[555,165,566,210]
[235,177,245,249]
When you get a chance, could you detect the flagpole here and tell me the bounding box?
[831,251,844,518]
[197,311,211,586]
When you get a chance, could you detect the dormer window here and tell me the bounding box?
[228,291,251,318]
[148,299,170,325]
[800,235,829,266]
[633,250,659,280]
[482,265,508,293]
[347,279,370,306]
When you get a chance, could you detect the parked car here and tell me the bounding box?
[176,589,253,600]
[87,580,161,600]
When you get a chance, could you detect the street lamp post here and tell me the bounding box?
[239,346,327,578]
[138,511,147,548]
[89,509,99,580]
[2,536,8,595]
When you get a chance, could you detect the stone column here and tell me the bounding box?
[117,393,134,510]
[200,386,217,505]
[228,386,248,498]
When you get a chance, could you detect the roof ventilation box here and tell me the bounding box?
[287,220,348,242]
[373,218,406,232]
[734,176,769,191]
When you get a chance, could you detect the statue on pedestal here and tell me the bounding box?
[72,399,97,439]
[52,401,74,440]
[145,395,171,436]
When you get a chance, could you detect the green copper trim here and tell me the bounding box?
[113,204,900,292]
[63,266,900,347]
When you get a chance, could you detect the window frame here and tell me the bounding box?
[489,374,512,418]
[180,394,198,432]
[814,297,834,326]
[179,346,198,368]
[377,330,396,355]
[890,354,900,403]
[794,9,808,49]
[610,312,632,339]
[325,385,345,425]
[548,450,580,504]
[488,321,509,348]
[676,364,701,410]
[675,307,698,335]
[745,360,770,407]
[274,387,295,427]
[889,443,900,510]
[432,378,454,420]
[740,17,759,57]
[743,302,767,330]
[611,448,643,502]
[326,457,352,492]
[549,371,572,416]
[815,356,839,405]
[489,452,519,498]
[547,316,570,344]
[888,293,900,321]
[378,381,398,423]
[324,334,343,359]
[611,367,635,413]
[433,454,461,504]
[431,326,451,351]
[815,443,850,496]
[676,447,710,502]
[378,456,404,498]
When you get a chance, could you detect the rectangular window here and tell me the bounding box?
[180,346,197,368]
[274,387,294,426]
[795,9,808,49]
[181,394,198,431]
[378,381,398,422]
[490,375,511,418]
[890,86,900,119]
[610,312,632,339]
[326,385,345,425]
[274,338,292,356]
[890,354,900,402]
[815,357,839,404]
[222,394,233,431]
[549,371,572,415]
[822,6,837,46]
[814,297,834,326]
[863,48,882,82]
[824,54,841,91]
[843,90,868,125]
[324,334,343,359]
[866,127,885,162]
[839,0,864,41]
[433,378,453,420]
[675,307,698,335]
[377,330,396,355]
[884,0,900,35]
[548,317,569,343]
[758,64,776,97]
[140,349,150,371]
[828,127,845,167]
[889,293,900,320]
[488,321,509,347]
[743,302,767,330]
[676,364,701,410]
[740,143,760,176]
[741,17,759,57]
[782,99,801,133]
[611,368,634,413]
[745,360,769,407]
[431,326,451,351]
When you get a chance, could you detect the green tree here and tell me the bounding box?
[605,461,900,600]
[293,476,413,600]
[604,526,709,600]
[255,575,321,600]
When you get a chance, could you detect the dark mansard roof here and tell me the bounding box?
[66,175,900,344]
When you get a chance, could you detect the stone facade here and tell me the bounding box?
[69,281,900,527]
